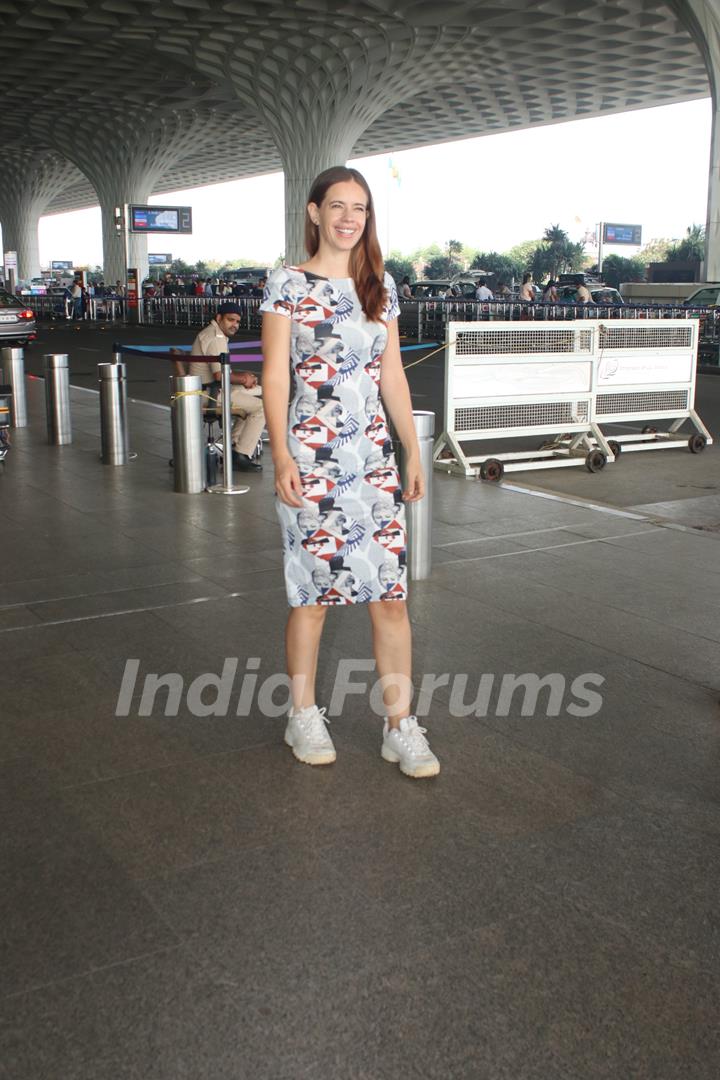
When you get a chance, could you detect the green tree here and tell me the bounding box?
[423,239,465,279]
[384,254,415,284]
[470,251,523,283]
[666,224,705,262]
[640,238,673,264]
[600,254,645,289]
[506,239,542,266]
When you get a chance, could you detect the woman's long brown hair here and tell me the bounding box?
[304,166,387,322]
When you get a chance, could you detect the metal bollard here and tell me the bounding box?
[207,352,249,496]
[400,411,434,580]
[98,362,130,465]
[43,353,72,445]
[171,375,206,493]
[0,347,27,427]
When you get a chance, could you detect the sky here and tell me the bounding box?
[33,97,713,268]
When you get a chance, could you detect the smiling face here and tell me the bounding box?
[308,181,368,257]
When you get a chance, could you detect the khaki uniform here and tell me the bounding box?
[189,320,265,456]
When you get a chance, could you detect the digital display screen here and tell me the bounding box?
[129,206,192,234]
[603,223,642,245]
[51,260,73,270]
[148,254,172,265]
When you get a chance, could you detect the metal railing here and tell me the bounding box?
[399,298,720,343]
[140,296,262,330]
[20,292,720,364]
[27,295,125,322]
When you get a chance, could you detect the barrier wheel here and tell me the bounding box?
[641,426,657,435]
[585,450,607,473]
[688,434,707,454]
[479,458,504,483]
[607,440,622,459]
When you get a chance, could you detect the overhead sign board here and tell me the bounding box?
[148,253,172,265]
[129,205,192,234]
[603,223,642,246]
[51,260,73,270]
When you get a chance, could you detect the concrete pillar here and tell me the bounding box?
[218,23,434,262]
[99,191,150,288]
[34,111,214,288]
[0,152,79,281]
[673,1,720,277]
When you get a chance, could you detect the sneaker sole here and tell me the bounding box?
[285,734,336,766]
[381,744,440,778]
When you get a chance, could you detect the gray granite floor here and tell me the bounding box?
[1,373,719,1079]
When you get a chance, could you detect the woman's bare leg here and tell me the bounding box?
[368,600,413,728]
[286,606,328,711]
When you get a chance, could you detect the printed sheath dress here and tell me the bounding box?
[259,266,407,607]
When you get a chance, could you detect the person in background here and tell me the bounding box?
[189,301,265,472]
[475,277,494,301]
[519,273,535,302]
[575,276,591,304]
[400,275,412,299]
[542,279,558,303]
[69,279,82,320]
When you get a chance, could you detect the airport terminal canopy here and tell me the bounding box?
[0,0,717,278]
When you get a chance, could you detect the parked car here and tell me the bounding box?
[556,285,623,305]
[410,279,478,299]
[0,289,36,344]
[683,284,720,307]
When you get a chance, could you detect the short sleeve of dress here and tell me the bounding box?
[259,266,301,318]
[383,271,400,322]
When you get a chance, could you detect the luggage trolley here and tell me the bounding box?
[433,321,615,480]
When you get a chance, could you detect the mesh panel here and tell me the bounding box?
[454,328,591,355]
[595,390,689,415]
[455,400,588,431]
[598,325,692,350]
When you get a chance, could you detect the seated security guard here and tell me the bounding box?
[188,302,264,472]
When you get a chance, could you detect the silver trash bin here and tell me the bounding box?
[400,410,434,580]
[44,353,72,445]
[171,374,206,493]
[99,362,130,465]
[0,347,27,428]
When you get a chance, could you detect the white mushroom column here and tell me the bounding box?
[221,18,431,263]
[674,0,720,277]
[0,152,78,282]
[35,111,214,286]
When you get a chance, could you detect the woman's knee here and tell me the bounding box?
[288,605,327,628]
[369,599,408,625]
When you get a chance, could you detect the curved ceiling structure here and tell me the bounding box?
[0,0,713,274]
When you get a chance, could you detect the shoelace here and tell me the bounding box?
[298,705,331,743]
[400,717,431,755]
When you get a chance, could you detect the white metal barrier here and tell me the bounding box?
[433,319,712,480]
[590,320,712,456]
[433,321,614,478]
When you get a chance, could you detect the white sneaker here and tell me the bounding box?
[381,716,440,778]
[284,705,336,766]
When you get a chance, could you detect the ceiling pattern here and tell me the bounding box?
[0,0,710,216]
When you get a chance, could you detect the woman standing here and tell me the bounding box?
[260,166,439,779]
